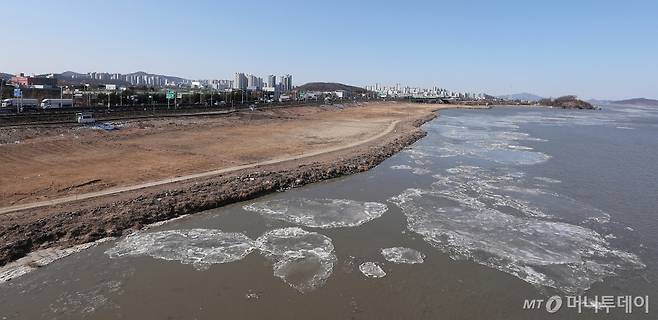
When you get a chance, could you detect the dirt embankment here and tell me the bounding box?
[0,103,438,266]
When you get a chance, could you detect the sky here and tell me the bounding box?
[2,0,657,99]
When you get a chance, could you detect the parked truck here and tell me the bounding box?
[76,112,96,124]
[1,98,39,108]
[41,99,73,109]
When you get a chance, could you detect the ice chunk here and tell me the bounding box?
[256,227,336,293]
[244,198,388,229]
[390,183,645,294]
[105,229,255,270]
[381,247,425,264]
[359,262,386,278]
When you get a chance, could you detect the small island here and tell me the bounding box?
[538,95,595,109]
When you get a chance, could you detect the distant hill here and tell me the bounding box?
[612,98,658,107]
[0,73,12,81]
[539,95,594,109]
[497,93,544,101]
[60,71,86,78]
[296,82,367,93]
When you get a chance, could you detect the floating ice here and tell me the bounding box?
[415,114,552,165]
[381,247,425,264]
[49,280,123,314]
[534,177,562,184]
[508,145,534,150]
[391,164,431,175]
[359,262,386,278]
[1,238,114,283]
[106,227,338,293]
[256,227,336,293]
[105,229,255,270]
[390,173,645,294]
[430,166,610,223]
[244,198,388,229]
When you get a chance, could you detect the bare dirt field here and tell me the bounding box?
[0,102,435,208]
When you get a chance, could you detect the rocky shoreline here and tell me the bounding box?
[0,113,437,266]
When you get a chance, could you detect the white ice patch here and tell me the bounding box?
[389,168,645,294]
[256,227,336,293]
[1,238,114,283]
[391,164,432,175]
[381,247,425,264]
[508,145,534,150]
[105,229,255,270]
[430,166,609,223]
[49,280,123,314]
[417,115,551,165]
[243,198,388,229]
[359,262,386,278]
[106,227,337,293]
[534,177,562,184]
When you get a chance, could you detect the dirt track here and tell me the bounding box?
[0,102,468,266]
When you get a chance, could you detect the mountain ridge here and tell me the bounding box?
[295,82,367,93]
[612,98,658,107]
[497,93,544,101]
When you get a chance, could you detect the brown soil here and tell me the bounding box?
[0,102,464,266]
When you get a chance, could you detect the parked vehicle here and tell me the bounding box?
[1,98,39,108]
[41,99,73,109]
[76,112,96,124]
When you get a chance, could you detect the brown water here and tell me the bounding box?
[1,105,656,319]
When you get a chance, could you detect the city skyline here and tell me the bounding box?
[2,0,657,100]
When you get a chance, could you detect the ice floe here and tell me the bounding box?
[1,238,115,283]
[391,165,431,175]
[243,198,388,229]
[106,227,337,293]
[389,169,645,294]
[380,247,425,264]
[105,229,256,270]
[533,177,562,184]
[429,166,610,223]
[409,119,551,165]
[256,227,336,293]
[359,262,386,278]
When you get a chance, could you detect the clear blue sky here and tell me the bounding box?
[2,0,657,99]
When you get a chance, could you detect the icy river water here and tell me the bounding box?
[1,105,657,319]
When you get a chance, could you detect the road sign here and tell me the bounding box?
[166,90,175,100]
[13,88,22,98]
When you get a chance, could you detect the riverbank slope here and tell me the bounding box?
[0,102,485,266]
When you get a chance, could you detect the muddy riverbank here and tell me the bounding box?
[0,111,437,266]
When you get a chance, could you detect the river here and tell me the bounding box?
[1,104,657,319]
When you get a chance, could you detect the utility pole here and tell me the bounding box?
[60,86,63,108]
